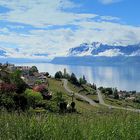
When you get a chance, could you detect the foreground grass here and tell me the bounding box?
[0,110,140,140]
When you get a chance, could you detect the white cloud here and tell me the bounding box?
[0,0,97,27]
[99,0,122,5]
[0,0,140,59]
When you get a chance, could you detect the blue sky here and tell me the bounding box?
[0,0,140,59]
[71,0,140,26]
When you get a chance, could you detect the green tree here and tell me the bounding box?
[29,66,38,76]
[79,75,87,85]
[113,88,119,99]
[10,70,27,93]
[55,71,63,79]
[70,73,78,85]
[82,75,87,84]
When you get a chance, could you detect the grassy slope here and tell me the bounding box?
[48,78,98,112]
[104,96,140,109]
[67,81,98,101]
[0,78,140,140]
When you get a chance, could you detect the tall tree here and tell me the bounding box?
[70,73,78,85]
[55,71,63,79]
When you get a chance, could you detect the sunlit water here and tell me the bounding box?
[15,63,140,92]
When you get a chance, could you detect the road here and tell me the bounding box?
[97,89,140,113]
[62,79,99,107]
[62,79,140,112]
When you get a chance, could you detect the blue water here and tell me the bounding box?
[15,63,140,92]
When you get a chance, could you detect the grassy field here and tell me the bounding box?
[0,109,140,140]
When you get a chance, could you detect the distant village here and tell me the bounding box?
[0,62,140,103]
[0,63,49,88]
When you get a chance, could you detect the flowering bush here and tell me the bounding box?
[33,84,47,93]
[0,83,17,93]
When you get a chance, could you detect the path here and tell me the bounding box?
[62,79,99,107]
[97,89,140,113]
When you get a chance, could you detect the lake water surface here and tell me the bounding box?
[15,63,140,92]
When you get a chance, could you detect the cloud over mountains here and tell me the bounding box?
[0,0,140,59]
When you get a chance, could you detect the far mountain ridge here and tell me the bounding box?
[68,42,140,57]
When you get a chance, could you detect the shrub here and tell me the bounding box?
[55,92,65,105]
[0,93,15,110]
[33,84,47,93]
[24,89,43,108]
[10,70,27,93]
[13,94,28,111]
[0,83,17,93]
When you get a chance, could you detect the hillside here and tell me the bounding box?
[1,77,140,140]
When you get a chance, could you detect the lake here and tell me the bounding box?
[15,63,140,92]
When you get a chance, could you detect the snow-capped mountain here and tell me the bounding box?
[68,42,140,57]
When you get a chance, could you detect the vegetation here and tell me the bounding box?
[1,66,140,139]
[29,66,38,75]
[54,71,63,79]
[0,109,140,140]
[24,89,43,108]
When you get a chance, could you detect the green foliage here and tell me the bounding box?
[0,70,11,83]
[10,70,27,93]
[29,66,38,76]
[24,89,43,108]
[70,73,79,85]
[113,88,119,99]
[13,94,28,111]
[35,80,42,85]
[55,92,65,104]
[79,75,87,85]
[0,93,15,110]
[134,96,140,103]
[0,87,28,111]
[55,71,63,79]
[0,110,140,140]
[100,87,113,96]
[45,72,49,77]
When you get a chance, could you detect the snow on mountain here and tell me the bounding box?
[68,42,140,57]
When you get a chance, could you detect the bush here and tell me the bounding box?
[55,92,65,105]
[24,89,43,108]
[10,70,27,93]
[13,94,28,111]
[0,94,15,110]
[33,84,47,93]
[0,83,17,93]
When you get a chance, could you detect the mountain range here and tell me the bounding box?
[52,42,140,66]
[68,42,140,57]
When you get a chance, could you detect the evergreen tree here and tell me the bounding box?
[55,71,63,79]
[82,75,87,84]
[70,73,78,85]
[113,88,119,99]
